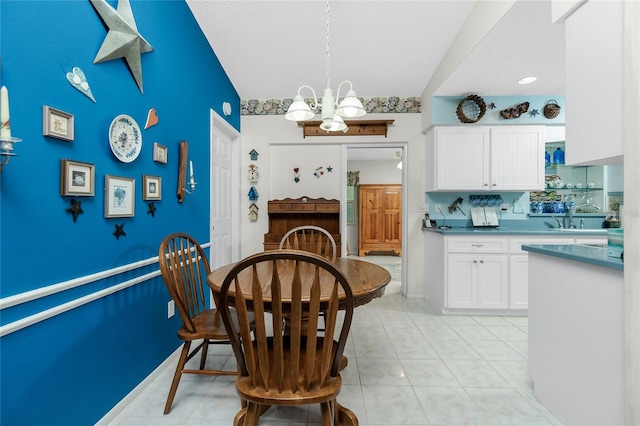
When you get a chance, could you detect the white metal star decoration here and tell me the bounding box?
[90,0,153,94]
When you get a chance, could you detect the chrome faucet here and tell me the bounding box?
[568,203,602,228]
[553,216,564,229]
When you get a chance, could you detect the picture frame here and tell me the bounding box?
[43,106,74,141]
[142,175,162,200]
[153,142,168,164]
[60,159,95,196]
[104,175,135,218]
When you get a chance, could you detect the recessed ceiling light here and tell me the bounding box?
[518,76,537,85]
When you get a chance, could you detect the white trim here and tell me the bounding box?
[0,243,211,337]
[0,271,159,337]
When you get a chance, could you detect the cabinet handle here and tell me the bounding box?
[479,260,484,264]
[492,183,497,187]
[473,260,478,264]
[471,244,483,247]
[483,183,489,187]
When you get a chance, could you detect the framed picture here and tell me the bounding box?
[142,175,162,200]
[104,175,135,218]
[153,142,168,164]
[43,106,74,141]
[60,159,95,196]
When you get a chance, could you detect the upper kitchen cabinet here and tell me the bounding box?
[426,126,545,192]
[564,0,624,165]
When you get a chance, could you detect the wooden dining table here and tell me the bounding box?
[206,256,391,309]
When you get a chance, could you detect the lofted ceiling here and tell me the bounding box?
[186,0,565,101]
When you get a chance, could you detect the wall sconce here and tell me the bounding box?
[0,86,21,173]
[184,160,197,194]
[177,140,196,202]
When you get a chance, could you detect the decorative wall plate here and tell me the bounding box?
[109,114,142,163]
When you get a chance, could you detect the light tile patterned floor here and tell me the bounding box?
[108,255,562,425]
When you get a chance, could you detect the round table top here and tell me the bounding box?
[207,256,391,308]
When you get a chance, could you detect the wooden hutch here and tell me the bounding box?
[264,197,341,256]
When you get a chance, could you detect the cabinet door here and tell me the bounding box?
[509,254,529,309]
[382,188,401,243]
[447,254,477,308]
[490,126,545,191]
[435,127,489,190]
[359,188,381,244]
[476,254,509,309]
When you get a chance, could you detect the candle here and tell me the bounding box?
[189,160,195,185]
[0,86,10,138]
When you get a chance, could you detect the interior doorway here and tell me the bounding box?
[344,144,407,294]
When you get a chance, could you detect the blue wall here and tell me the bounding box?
[0,1,238,424]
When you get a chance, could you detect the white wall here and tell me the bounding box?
[240,113,427,298]
[270,145,342,199]
[347,159,402,185]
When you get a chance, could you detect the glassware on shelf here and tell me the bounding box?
[552,147,565,164]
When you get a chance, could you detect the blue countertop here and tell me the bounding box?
[522,244,623,271]
[423,226,608,236]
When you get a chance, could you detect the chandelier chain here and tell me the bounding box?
[325,0,331,90]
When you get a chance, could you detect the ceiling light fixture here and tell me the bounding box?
[284,1,366,132]
[518,75,537,85]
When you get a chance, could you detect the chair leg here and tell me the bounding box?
[320,401,333,426]
[243,402,260,426]
[163,341,191,414]
[199,339,209,370]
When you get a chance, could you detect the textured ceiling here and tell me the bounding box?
[186,0,565,101]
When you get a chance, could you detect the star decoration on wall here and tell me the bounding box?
[90,0,154,93]
[488,102,497,109]
[113,223,126,239]
[327,166,333,172]
[147,202,156,217]
[65,199,84,222]
[529,109,540,117]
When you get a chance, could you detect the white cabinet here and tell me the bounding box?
[564,0,624,165]
[425,233,607,314]
[426,126,545,191]
[445,237,508,309]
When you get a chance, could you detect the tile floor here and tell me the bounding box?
[108,255,562,425]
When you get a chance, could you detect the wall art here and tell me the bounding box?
[43,106,74,141]
[153,142,167,164]
[60,159,95,196]
[104,174,135,218]
[143,174,162,200]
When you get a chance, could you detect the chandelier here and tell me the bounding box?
[284,1,366,132]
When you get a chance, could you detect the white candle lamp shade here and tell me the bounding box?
[336,89,366,118]
[284,95,315,121]
[321,114,347,132]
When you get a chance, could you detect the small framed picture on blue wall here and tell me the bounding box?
[142,175,162,200]
[104,175,135,218]
[60,159,95,196]
[43,106,74,141]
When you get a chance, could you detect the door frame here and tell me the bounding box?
[209,109,241,267]
[343,143,408,295]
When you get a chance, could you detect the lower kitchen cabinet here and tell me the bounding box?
[447,253,508,309]
[424,232,607,314]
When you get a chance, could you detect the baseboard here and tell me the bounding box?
[95,345,182,425]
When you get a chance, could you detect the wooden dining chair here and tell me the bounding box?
[158,232,244,414]
[279,225,337,258]
[218,250,358,425]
